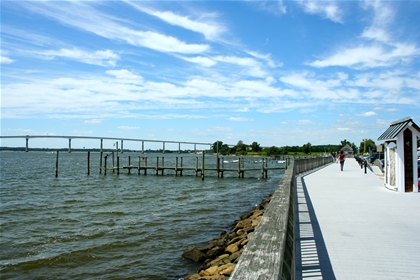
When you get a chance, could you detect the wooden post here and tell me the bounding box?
[217,157,220,178]
[175,157,178,176]
[104,156,107,176]
[112,151,115,173]
[99,151,103,174]
[241,157,244,178]
[138,156,141,175]
[221,157,224,178]
[201,152,205,180]
[55,150,59,177]
[261,158,265,179]
[117,156,120,175]
[156,157,159,175]
[180,157,183,176]
[265,158,268,178]
[162,157,164,175]
[128,156,131,174]
[195,157,198,177]
[26,137,29,152]
[144,157,147,175]
[238,158,241,178]
[142,141,144,154]
[87,151,90,175]
[68,139,72,153]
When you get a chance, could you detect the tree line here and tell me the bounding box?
[211,139,363,156]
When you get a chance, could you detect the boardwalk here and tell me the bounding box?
[296,158,420,279]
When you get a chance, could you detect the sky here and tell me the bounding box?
[1,0,420,150]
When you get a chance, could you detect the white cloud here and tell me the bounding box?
[106,69,143,83]
[1,56,14,64]
[228,117,254,122]
[84,119,102,124]
[297,119,316,125]
[361,0,394,43]
[20,1,209,54]
[42,48,119,66]
[296,1,343,23]
[308,43,419,69]
[117,126,140,130]
[178,56,217,67]
[337,127,350,131]
[358,111,377,117]
[127,4,225,41]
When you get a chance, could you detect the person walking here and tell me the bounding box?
[338,151,345,171]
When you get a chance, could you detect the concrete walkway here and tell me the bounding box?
[295,158,420,280]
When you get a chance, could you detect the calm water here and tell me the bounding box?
[0,152,284,279]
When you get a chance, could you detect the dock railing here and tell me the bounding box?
[230,155,331,280]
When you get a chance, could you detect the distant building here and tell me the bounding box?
[340,144,354,158]
[378,117,420,192]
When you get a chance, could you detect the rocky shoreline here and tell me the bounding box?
[182,194,273,280]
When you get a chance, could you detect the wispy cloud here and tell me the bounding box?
[307,1,420,69]
[126,3,226,41]
[41,48,119,67]
[357,111,377,117]
[117,126,140,130]
[308,43,419,69]
[1,56,14,64]
[228,117,254,122]
[296,1,343,23]
[20,1,209,54]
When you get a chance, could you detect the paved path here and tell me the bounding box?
[295,158,420,280]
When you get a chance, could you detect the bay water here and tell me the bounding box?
[0,151,284,279]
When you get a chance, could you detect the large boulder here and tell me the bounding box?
[182,247,206,262]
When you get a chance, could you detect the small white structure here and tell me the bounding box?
[378,117,420,192]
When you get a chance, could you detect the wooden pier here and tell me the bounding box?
[101,153,288,179]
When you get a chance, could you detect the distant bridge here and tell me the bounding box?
[0,135,218,153]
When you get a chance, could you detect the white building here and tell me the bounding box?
[378,117,420,192]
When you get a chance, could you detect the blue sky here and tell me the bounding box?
[1,0,419,150]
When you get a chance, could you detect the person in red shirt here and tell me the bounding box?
[338,151,345,171]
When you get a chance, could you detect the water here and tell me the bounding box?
[0,151,284,279]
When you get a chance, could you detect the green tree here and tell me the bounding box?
[264,146,281,156]
[212,141,224,153]
[250,141,261,152]
[302,142,312,154]
[359,139,376,154]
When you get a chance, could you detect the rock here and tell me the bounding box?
[229,248,244,263]
[182,247,206,262]
[234,218,251,230]
[198,276,226,280]
[200,265,218,276]
[251,215,262,227]
[225,241,240,254]
[208,254,230,267]
[218,263,236,276]
[205,246,224,259]
[185,274,201,280]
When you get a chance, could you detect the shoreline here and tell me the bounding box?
[182,193,273,280]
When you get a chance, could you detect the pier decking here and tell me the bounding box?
[296,159,420,279]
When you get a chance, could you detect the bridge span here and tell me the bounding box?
[0,135,217,153]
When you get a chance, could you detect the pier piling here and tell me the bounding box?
[55,150,59,177]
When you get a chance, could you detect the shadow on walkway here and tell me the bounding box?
[295,174,336,280]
